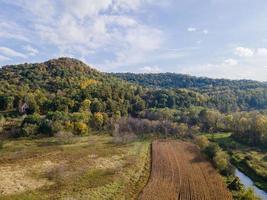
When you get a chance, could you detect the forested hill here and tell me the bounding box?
[0,57,266,122]
[113,73,267,90]
[113,73,267,112]
[0,57,266,140]
[0,57,148,117]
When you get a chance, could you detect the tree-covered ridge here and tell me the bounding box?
[113,73,267,112]
[0,58,207,137]
[113,72,267,89]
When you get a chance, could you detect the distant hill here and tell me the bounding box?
[113,73,267,112]
[113,72,267,90]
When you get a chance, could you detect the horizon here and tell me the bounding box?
[0,0,267,81]
[1,56,266,83]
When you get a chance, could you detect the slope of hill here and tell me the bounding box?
[113,73,267,112]
[0,58,144,116]
[113,73,267,90]
[0,58,207,137]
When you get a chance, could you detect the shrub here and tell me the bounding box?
[238,187,260,200]
[227,177,243,191]
[74,122,88,135]
[204,142,220,159]
[195,135,209,150]
[55,131,74,144]
[22,114,41,125]
[39,119,53,136]
[92,112,104,130]
[213,150,229,172]
[21,124,39,136]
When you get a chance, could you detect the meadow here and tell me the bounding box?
[0,134,150,200]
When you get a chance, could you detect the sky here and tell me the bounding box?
[0,0,267,81]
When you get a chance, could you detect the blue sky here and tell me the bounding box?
[0,0,267,81]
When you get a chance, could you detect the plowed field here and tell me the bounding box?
[139,140,232,200]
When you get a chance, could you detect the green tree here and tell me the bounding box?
[195,136,209,150]
[92,112,104,130]
[74,122,88,135]
[213,150,229,172]
[90,99,104,113]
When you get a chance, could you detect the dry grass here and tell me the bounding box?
[0,135,150,200]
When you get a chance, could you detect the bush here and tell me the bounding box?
[204,142,220,159]
[21,124,39,136]
[195,135,209,150]
[22,114,41,125]
[39,119,53,136]
[238,187,260,200]
[74,122,88,135]
[227,176,243,191]
[213,150,229,172]
[55,131,74,144]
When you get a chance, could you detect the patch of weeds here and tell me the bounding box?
[78,169,116,189]
[44,164,67,185]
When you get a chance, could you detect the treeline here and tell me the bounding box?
[19,111,114,137]
[138,107,267,147]
[114,73,267,112]
[113,117,191,143]
[113,73,265,90]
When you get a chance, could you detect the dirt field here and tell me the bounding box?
[139,140,232,200]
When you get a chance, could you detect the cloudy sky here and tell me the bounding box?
[0,0,267,81]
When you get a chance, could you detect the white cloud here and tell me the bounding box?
[180,62,267,81]
[4,0,163,68]
[24,45,39,56]
[112,0,141,12]
[187,27,197,32]
[179,47,267,81]
[203,29,209,34]
[138,66,161,73]
[0,47,26,58]
[235,47,254,57]
[65,0,112,19]
[256,48,267,56]
[224,58,238,66]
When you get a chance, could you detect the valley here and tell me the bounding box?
[0,58,266,200]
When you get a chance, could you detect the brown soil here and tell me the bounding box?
[139,140,232,200]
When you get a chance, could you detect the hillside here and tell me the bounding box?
[0,58,143,116]
[114,73,267,112]
[0,58,207,138]
[113,73,267,89]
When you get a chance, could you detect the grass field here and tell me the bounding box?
[139,140,232,200]
[0,134,150,200]
[204,132,267,191]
